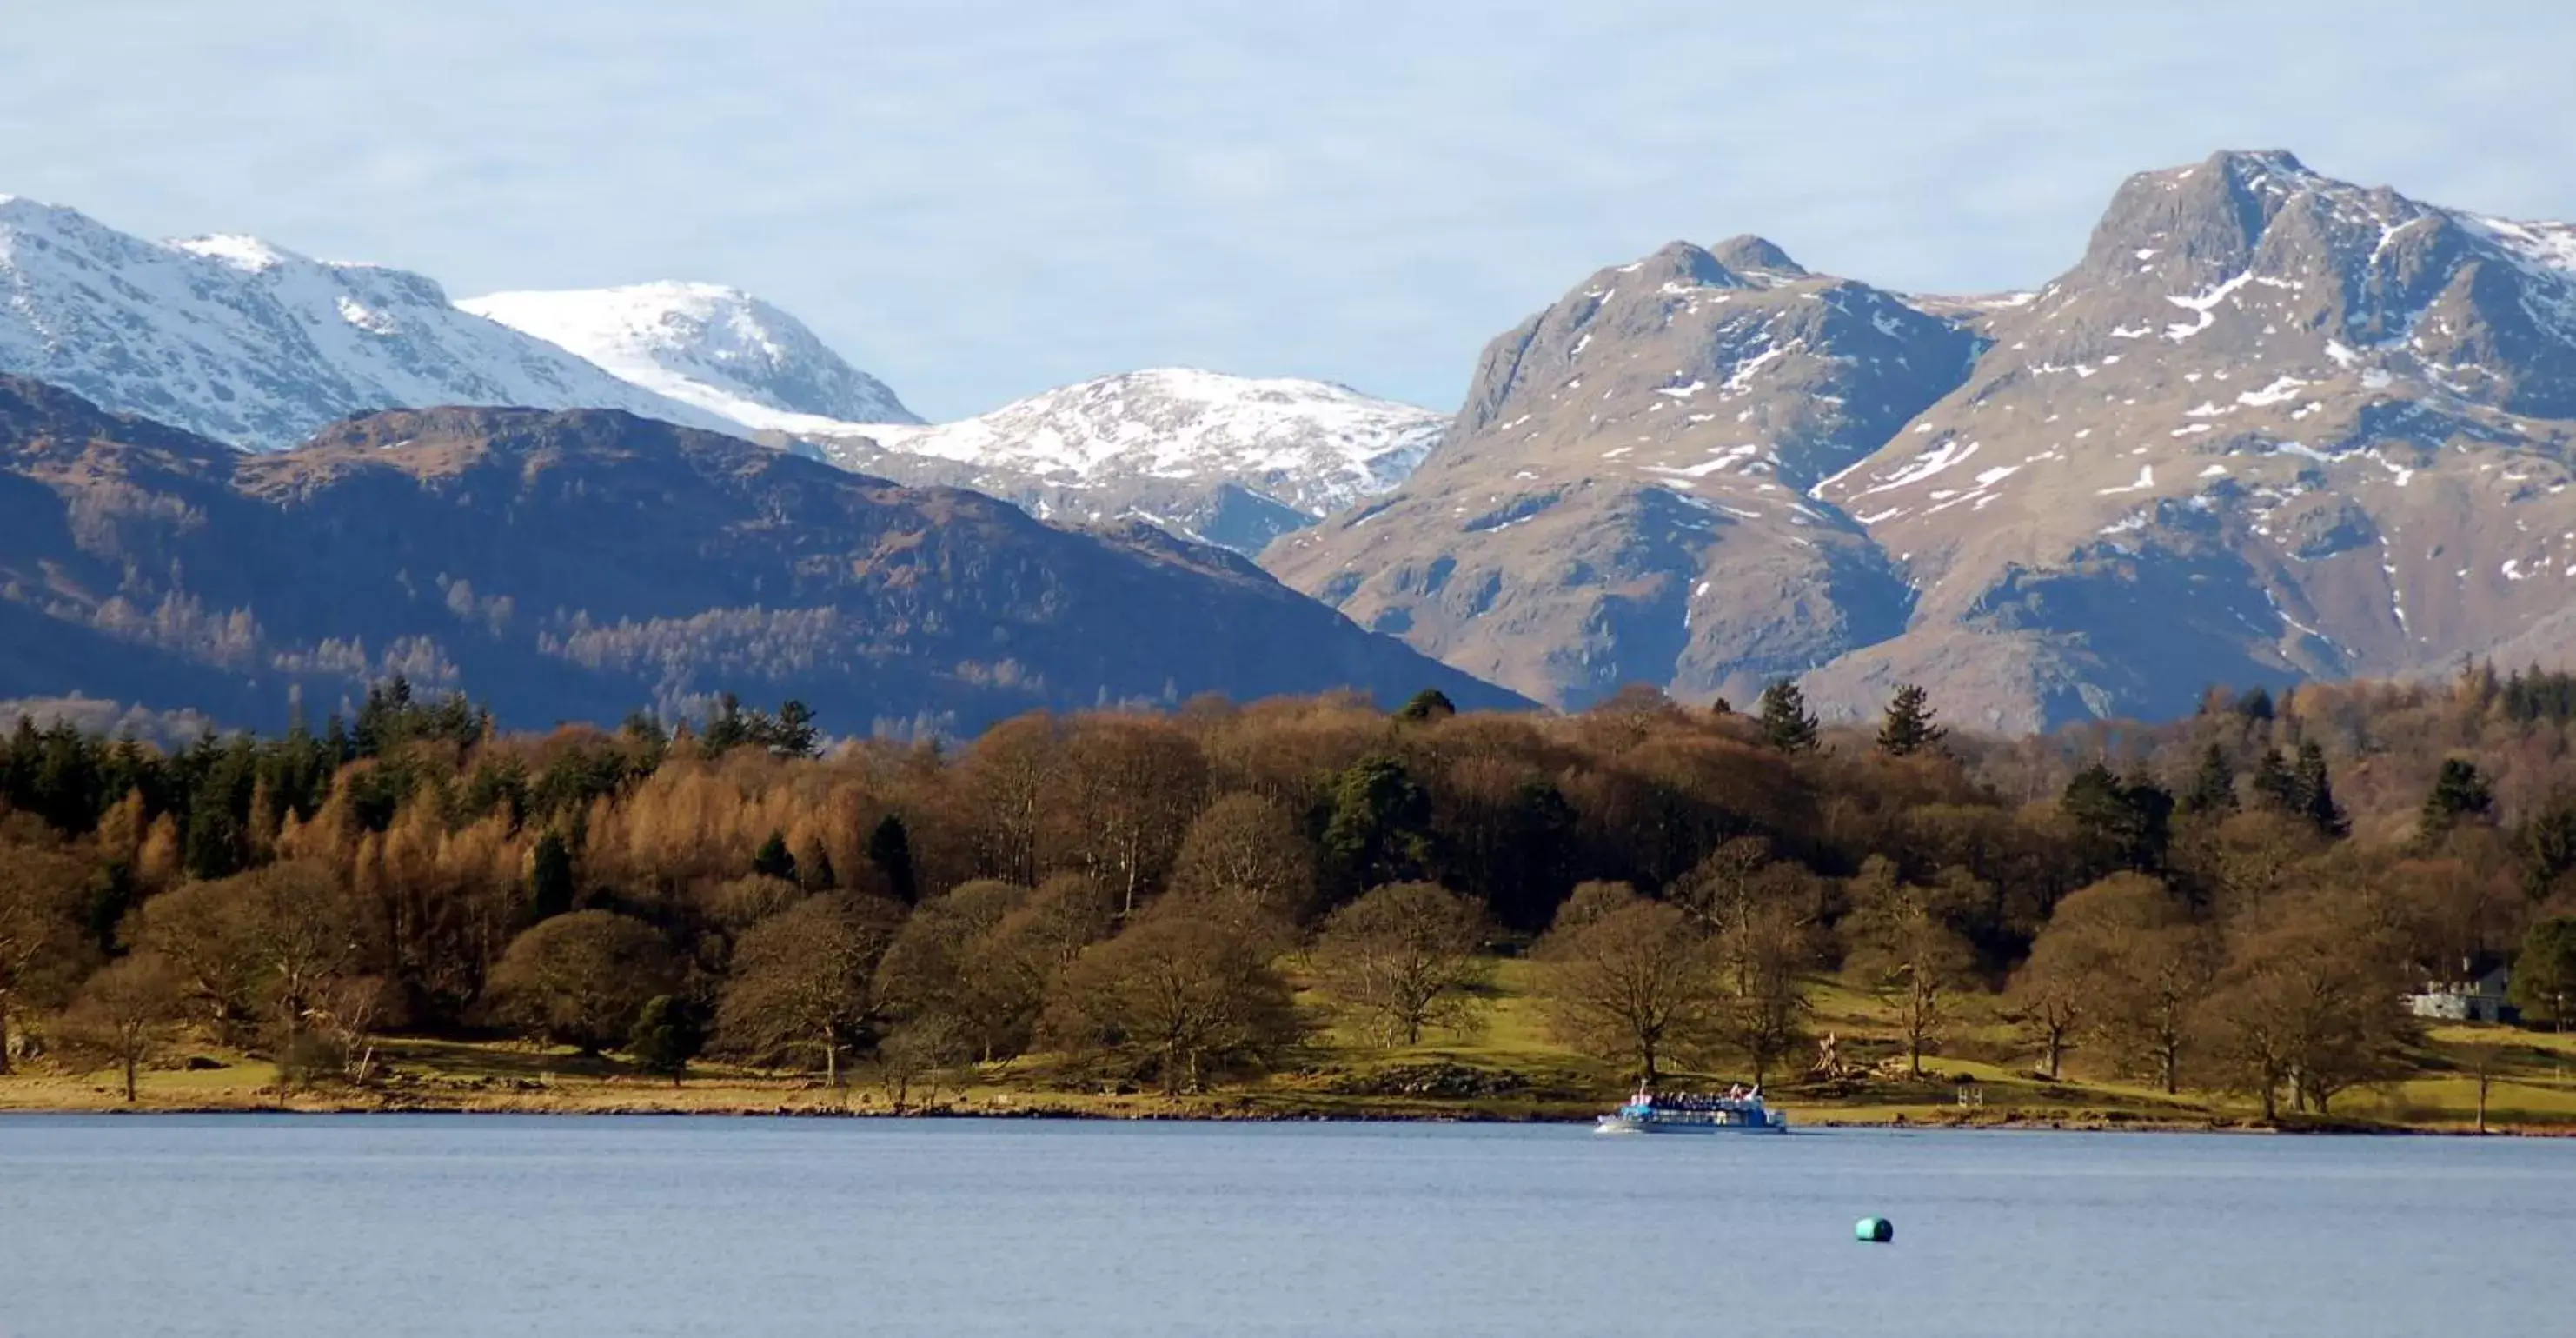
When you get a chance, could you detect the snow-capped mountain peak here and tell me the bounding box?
[0,197,737,449]
[822,368,1443,514]
[458,282,920,431]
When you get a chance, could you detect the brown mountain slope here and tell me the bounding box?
[1262,237,1979,710]
[1271,151,2576,730]
[0,378,1524,733]
[1809,150,2576,728]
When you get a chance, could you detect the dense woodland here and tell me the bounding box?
[7,668,2576,1118]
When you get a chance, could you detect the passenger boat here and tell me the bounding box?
[1594,1084,1786,1134]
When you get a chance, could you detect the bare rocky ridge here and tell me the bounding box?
[1809,150,2576,728]
[0,377,1521,734]
[1264,236,1979,709]
[1269,152,2576,729]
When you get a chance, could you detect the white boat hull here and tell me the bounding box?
[1594,1113,1786,1135]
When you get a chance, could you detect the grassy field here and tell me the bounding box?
[10,960,2576,1132]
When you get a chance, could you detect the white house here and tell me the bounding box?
[2407,964,2513,1023]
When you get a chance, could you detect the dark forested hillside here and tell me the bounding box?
[0,377,1522,736]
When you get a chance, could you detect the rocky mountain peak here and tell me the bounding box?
[0,198,736,449]
[1705,234,1809,284]
[458,282,920,432]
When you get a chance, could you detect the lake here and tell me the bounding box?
[0,1115,2562,1336]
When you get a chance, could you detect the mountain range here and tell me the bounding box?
[0,376,1517,734]
[6,150,2576,734]
[1269,150,2576,729]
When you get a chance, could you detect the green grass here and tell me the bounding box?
[10,966,2576,1129]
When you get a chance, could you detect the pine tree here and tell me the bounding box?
[1874,683,1945,756]
[866,813,918,904]
[528,832,576,922]
[627,995,700,1088]
[1757,678,1819,754]
[2250,747,2298,812]
[1322,755,1436,893]
[753,830,799,883]
[2180,743,2239,816]
[2060,764,2174,872]
[2293,742,2348,838]
[768,700,820,758]
[2421,758,2497,835]
[1395,689,1457,722]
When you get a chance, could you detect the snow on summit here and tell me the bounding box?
[457,282,921,430]
[0,196,735,449]
[813,369,1444,518]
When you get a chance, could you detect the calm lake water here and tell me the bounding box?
[0,1115,2563,1336]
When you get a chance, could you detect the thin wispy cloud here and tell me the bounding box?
[4,0,2568,418]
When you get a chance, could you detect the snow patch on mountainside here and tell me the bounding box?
[0,196,734,449]
[458,282,920,431]
[805,369,1444,516]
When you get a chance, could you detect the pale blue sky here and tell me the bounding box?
[4,2,2570,420]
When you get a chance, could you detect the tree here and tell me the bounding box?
[2510,918,2576,1030]
[2293,742,2348,838]
[139,862,371,1078]
[2180,743,2239,817]
[1320,756,1434,895]
[1055,716,1207,916]
[714,894,906,1088]
[64,955,183,1102]
[1531,883,1728,1084]
[1756,678,1818,754]
[1844,864,1977,1079]
[2250,747,2299,813]
[627,995,700,1088]
[487,911,677,1054]
[866,813,919,904]
[2203,894,2417,1117]
[2037,874,2214,1094]
[873,880,1032,1062]
[1396,689,1457,722]
[2420,759,2497,836]
[527,831,576,923]
[1167,792,1318,926]
[1040,909,1301,1094]
[0,838,90,1073]
[1313,882,1491,1046]
[1875,684,1945,757]
[2061,764,2174,874]
[2515,795,2576,900]
[2008,909,2097,1079]
[752,830,798,883]
[1716,893,1811,1087]
[769,699,820,759]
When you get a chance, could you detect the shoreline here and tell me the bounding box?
[3,1089,2560,1135]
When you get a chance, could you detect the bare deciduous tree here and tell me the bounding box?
[1314,882,1490,1046]
[488,909,677,1055]
[0,835,90,1073]
[64,954,183,1102]
[1532,882,1728,1085]
[714,894,905,1088]
[1845,862,1980,1080]
[2035,873,2214,1095]
[1040,909,1301,1094]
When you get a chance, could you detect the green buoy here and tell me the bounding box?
[1855,1216,1894,1243]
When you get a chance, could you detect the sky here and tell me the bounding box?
[4,1,2573,422]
